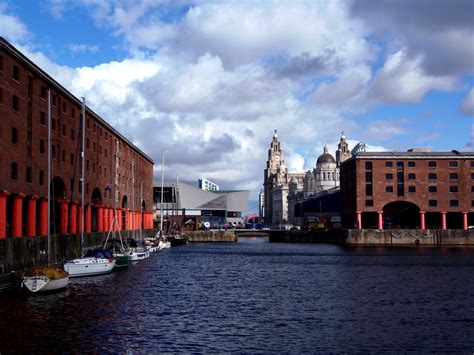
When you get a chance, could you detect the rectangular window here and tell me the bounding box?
[0,55,3,71]
[40,111,46,126]
[86,183,89,194]
[449,173,458,180]
[12,95,19,111]
[71,107,76,118]
[365,200,374,207]
[92,163,96,173]
[70,153,74,165]
[429,200,437,207]
[408,161,415,167]
[471,161,474,167]
[365,184,372,196]
[86,160,89,171]
[86,138,90,149]
[471,173,474,180]
[385,162,393,167]
[428,161,437,167]
[62,101,67,113]
[71,129,75,140]
[408,173,416,180]
[386,186,393,193]
[449,161,458,167]
[26,167,32,183]
[87,119,90,129]
[11,127,18,144]
[52,118,56,131]
[78,180,82,193]
[104,167,107,177]
[386,173,393,180]
[472,186,474,193]
[397,185,404,196]
[408,186,416,192]
[428,173,437,180]
[365,171,372,182]
[365,161,372,170]
[39,170,44,185]
[28,76,33,98]
[52,94,57,106]
[62,124,66,136]
[472,200,474,207]
[52,145,56,159]
[62,149,66,162]
[450,186,458,193]
[40,86,47,99]
[429,186,437,193]
[450,200,458,207]
[40,139,45,154]
[13,65,20,81]
[0,87,3,104]
[11,163,18,180]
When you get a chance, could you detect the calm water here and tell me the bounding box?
[1,237,474,352]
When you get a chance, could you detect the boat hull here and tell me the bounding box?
[114,255,130,269]
[23,274,69,293]
[64,258,116,277]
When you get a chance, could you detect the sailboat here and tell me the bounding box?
[63,98,116,277]
[152,150,171,250]
[103,140,130,269]
[23,89,70,292]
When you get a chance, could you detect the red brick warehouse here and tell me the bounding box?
[0,37,154,238]
[340,151,474,230]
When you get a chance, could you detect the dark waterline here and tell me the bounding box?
[1,237,473,352]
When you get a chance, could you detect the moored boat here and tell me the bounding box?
[64,249,116,277]
[22,267,69,293]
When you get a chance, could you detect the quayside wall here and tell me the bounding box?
[186,230,237,242]
[269,229,474,246]
[0,229,156,273]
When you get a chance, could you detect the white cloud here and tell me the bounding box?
[461,88,474,116]
[67,43,99,54]
[0,4,30,42]
[369,50,455,104]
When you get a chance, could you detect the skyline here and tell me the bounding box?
[1,0,473,213]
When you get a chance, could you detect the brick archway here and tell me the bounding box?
[383,201,420,229]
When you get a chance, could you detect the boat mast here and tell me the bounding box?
[160,149,165,234]
[132,159,135,240]
[81,97,85,254]
[140,181,143,240]
[47,88,51,265]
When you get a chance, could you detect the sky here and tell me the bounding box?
[1,0,473,213]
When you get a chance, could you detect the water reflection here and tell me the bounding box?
[0,239,473,352]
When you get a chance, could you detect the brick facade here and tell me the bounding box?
[0,37,154,237]
[340,152,474,230]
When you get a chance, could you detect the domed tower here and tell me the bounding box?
[336,131,350,167]
[314,146,339,193]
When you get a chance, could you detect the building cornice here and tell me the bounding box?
[0,36,154,164]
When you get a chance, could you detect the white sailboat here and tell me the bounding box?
[63,97,115,277]
[23,89,69,292]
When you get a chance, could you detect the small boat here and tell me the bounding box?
[158,238,171,250]
[167,233,188,246]
[129,248,149,261]
[113,252,130,269]
[23,266,69,293]
[64,249,115,277]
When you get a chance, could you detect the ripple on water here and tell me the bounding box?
[0,240,474,352]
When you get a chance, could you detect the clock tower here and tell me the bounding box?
[263,130,287,224]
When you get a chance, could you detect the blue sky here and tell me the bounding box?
[1,0,473,213]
